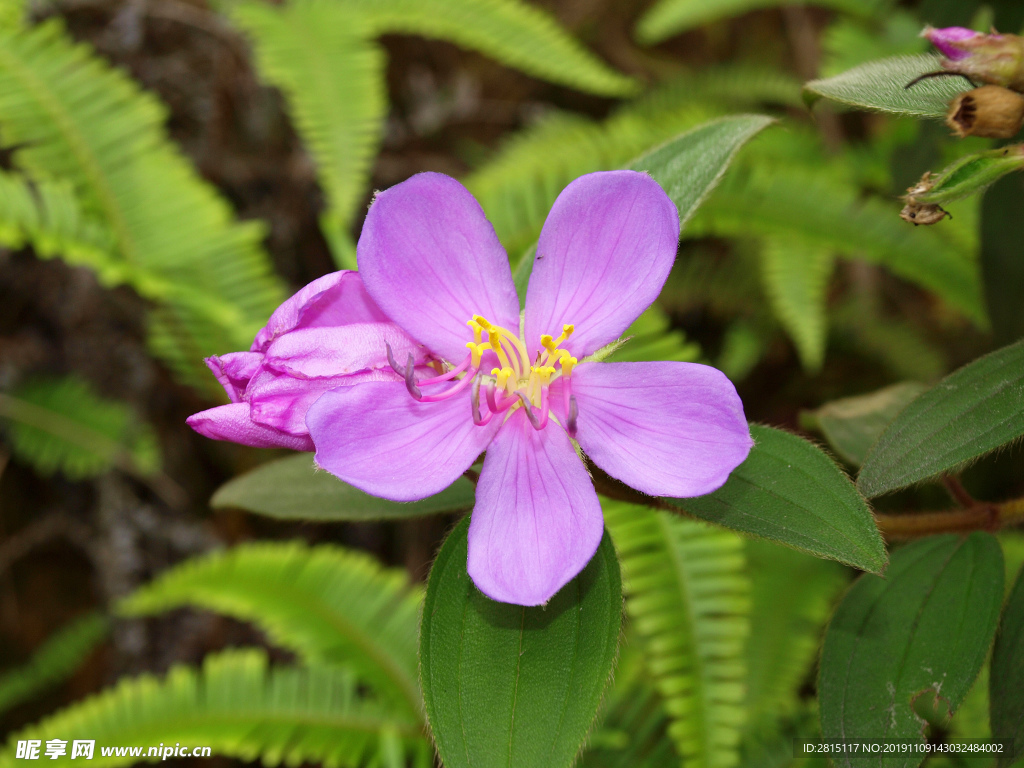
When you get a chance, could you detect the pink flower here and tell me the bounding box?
[187,271,427,450]
[306,171,753,606]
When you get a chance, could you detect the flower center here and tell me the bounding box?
[385,314,578,434]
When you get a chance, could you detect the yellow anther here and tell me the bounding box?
[541,334,557,354]
[466,319,483,345]
[493,367,513,390]
[473,315,492,331]
[488,329,502,351]
[562,324,574,337]
[559,352,577,378]
[466,341,487,368]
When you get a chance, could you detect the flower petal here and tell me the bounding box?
[467,409,604,606]
[525,171,679,359]
[186,403,313,451]
[205,352,262,403]
[922,25,980,61]
[570,361,752,497]
[252,271,391,352]
[306,380,500,501]
[357,172,520,362]
[262,323,427,379]
[247,367,401,437]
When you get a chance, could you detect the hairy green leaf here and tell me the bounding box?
[119,542,423,715]
[420,516,621,768]
[0,613,108,716]
[0,20,284,392]
[0,378,159,480]
[604,501,749,768]
[0,650,430,768]
[858,340,1024,497]
[804,54,970,118]
[667,425,886,573]
[759,237,835,372]
[210,454,475,521]
[636,0,884,45]
[629,114,776,229]
[819,534,1004,768]
[991,563,1024,766]
[915,147,1024,207]
[803,382,928,467]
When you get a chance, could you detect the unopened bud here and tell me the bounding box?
[922,26,1024,91]
[946,85,1024,138]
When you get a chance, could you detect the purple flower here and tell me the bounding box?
[187,270,428,450]
[922,25,1024,90]
[306,171,753,606]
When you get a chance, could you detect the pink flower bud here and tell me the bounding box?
[922,25,1024,92]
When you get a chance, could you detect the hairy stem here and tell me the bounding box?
[876,497,1024,540]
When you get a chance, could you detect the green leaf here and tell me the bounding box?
[0,650,431,768]
[0,377,159,480]
[0,613,108,716]
[419,516,621,768]
[819,533,1004,768]
[119,542,423,715]
[991,563,1024,766]
[759,237,835,372]
[210,454,475,521]
[914,147,1024,207]
[804,54,970,118]
[857,340,1024,497]
[629,114,776,230]
[665,425,887,573]
[605,304,700,364]
[981,172,1024,345]
[803,382,928,467]
[635,0,884,45]
[603,501,750,768]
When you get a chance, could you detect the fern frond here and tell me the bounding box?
[603,500,750,768]
[581,641,678,768]
[0,613,108,716]
[230,1,384,260]
[119,542,422,716]
[344,0,636,98]
[466,67,798,255]
[0,650,430,768]
[607,304,700,364]
[635,0,886,45]
[744,541,846,730]
[0,377,159,480]
[759,237,835,372]
[0,21,284,391]
[690,163,986,326]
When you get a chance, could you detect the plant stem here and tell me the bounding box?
[876,497,1024,539]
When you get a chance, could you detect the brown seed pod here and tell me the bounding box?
[947,85,1024,139]
[899,172,951,226]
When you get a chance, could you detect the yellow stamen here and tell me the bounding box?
[559,352,577,378]
[466,319,483,345]
[473,315,492,331]
[465,341,488,368]
[492,366,514,390]
[488,330,513,372]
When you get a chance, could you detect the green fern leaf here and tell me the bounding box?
[230,2,384,265]
[744,541,846,730]
[606,304,700,364]
[0,650,430,768]
[119,542,423,716]
[580,642,678,768]
[759,237,835,372]
[0,20,285,391]
[603,500,750,768]
[0,377,159,480]
[690,163,986,326]
[346,0,636,98]
[635,0,887,46]
[0,613,109,717]
[466,67,798,255]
